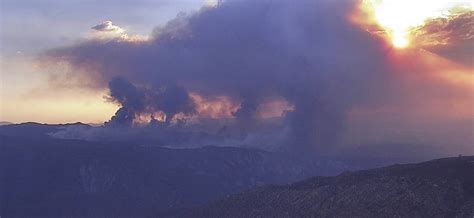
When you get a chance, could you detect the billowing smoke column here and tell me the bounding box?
[106,77,195,126]
[107,77,145,126]
[46,0,394,152]
[156,85,196,123]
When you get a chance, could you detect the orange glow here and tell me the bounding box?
[190,93,240,119]
[383,48,474,122]
[1,90,118,124]
[133,111,166,124]
[359,0,472,48]
[256,98,294,119]
[388,48,474,88]
[190,93,294,120]
[345,49,474,149]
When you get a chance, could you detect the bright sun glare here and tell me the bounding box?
[365,0,473,48]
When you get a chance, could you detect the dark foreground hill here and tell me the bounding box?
[0,123,464,217]
[0,123,393,217]
[0,137,318,217]
[172,156,474,217]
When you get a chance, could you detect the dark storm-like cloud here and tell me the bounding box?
[45,0,395,151]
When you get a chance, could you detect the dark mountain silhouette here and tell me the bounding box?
[1,123,466,217]
[173,156,474,217]
[0,123,394,217]
[0,122,90,138]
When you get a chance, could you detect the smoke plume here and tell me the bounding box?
[44,0,472,153]
[106,77,196,126]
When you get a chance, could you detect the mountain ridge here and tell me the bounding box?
[170,156,474,217]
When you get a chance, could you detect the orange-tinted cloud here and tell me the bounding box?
[412,10,474,66]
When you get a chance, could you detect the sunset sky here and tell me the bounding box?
[0,0,473,152]
[1,0,209,123]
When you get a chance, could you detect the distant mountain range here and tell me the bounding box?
[0,121,13,126]
[0,122,89,137]
[0,122,393,217]
[1,123,470,217]
[174,156,474,217]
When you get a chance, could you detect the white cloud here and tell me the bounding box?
[91,20,125,33]
[89,20,128,40]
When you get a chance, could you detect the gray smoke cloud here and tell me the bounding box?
[45,0,397,152]
[106,77,196,126]
[107,77,146,126]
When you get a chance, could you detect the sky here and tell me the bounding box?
[0,0,473,153]
[0,0,210,123]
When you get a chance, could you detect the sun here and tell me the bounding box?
[392,32,409,48]
[363,0,473,48]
